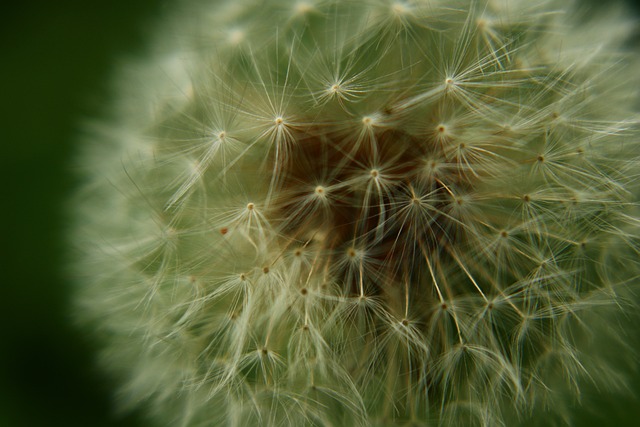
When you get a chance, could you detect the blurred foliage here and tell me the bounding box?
[0,1,638,426]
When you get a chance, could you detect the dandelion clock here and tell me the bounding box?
[72,1,640,425]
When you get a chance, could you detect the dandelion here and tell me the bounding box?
[73,1,640,426]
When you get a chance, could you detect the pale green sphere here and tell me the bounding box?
[73,1,640,426]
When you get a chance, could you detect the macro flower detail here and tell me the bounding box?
[73,1,640,426]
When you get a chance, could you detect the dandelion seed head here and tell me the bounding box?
[73,0,640,426]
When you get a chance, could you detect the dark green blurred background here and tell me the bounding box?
[1,1,639,426]
[1,1,164,426]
